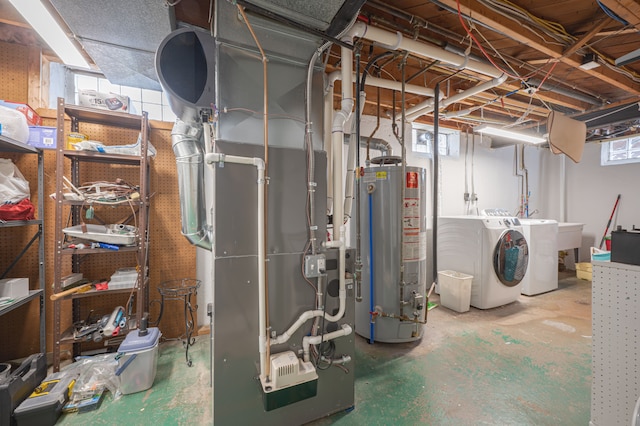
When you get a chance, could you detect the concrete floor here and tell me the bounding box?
[58,272,591,425]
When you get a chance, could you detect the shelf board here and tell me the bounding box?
[59,322,134,345]
[61,245,139,255]
[0,290,43,316]
[62,199,145,207]
[0,219,43,228]
[70,287,138,300]
[0,134,38,153]
[63,150,146,165]
[64,105,144,129]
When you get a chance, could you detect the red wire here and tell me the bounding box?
[455,0,558,85]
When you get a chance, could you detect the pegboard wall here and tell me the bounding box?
[590,262,640,426]
[0,40,197,361]
[0,41,41,361]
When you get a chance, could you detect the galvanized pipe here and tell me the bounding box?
[171,121,211,251]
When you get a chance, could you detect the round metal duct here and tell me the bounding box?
[156,27,217,123]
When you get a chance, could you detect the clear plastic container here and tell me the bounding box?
[117,327,161,395]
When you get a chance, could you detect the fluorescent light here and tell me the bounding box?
[476,125,547,145]
[615,47,640,67]
[7,0,90,69]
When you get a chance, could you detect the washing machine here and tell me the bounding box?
[519,219,558,296]
[438,216,529,309]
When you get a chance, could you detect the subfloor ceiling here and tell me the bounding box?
[0,0,639,140]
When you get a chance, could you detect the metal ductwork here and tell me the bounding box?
[156,27,218,250]
[156,27,217,125]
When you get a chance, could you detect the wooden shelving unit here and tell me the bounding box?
[52,98,151,371]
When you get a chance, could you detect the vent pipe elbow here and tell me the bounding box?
[171,120,212,251]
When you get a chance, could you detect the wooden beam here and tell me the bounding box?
[562,18,612,58]
[437,0,640,95]
[599,0,640,28]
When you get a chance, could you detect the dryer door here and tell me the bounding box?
[493,229,529,287]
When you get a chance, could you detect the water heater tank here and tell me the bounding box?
[355,163,427,343]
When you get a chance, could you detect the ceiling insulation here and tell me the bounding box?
[50,0,175,90]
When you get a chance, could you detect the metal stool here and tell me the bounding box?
[155,278,201,366]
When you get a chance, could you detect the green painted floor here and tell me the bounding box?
[58,273,591,425]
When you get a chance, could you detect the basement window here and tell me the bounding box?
[412,124,460,158]
[600,135,640,166]
[73,72,176,123]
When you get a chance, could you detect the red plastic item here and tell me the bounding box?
[0,199,35,221]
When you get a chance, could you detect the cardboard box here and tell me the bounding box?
[0,101,42,126]
[575,262,592,281]
[0,278,29,298]
[77,89,129,112]
[28,126,57,150]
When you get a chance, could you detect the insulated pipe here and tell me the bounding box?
[204,152,266,380]
[347,21,503,79]
[171,120,212,251]
[302,324,352,362]
[406,74,508,120]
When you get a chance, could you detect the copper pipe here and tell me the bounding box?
[237,5,271,382]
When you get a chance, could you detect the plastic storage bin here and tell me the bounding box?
[117,327,161,395]
[109,267,138,290]
[0,354,46,426]
[438,270,473,313]
[13,372,76,426]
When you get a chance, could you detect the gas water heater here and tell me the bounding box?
[356,160,428,343]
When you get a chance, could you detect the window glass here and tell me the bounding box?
[601,135,640,166]
[73,73,175,122]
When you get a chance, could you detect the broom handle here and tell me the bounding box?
[599,194,621,249]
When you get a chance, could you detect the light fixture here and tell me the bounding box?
[579,53,600,70]
[615,47,640,67]
[475,125,547,145]
[7,0,90,69]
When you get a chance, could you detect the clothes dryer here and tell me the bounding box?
[438,216,529,309]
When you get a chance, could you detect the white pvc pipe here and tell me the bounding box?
[204,152,267,379]
[361,74,436,97]
[302,324,352,362]
[406,74,507,120]
[347,21,502,79]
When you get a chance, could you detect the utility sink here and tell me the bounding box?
[557,223,584,251]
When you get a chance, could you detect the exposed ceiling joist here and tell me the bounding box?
[561,17,611,58]
[437,0,640,95]
[598,0,640,28]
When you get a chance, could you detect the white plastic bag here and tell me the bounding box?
[0,158,30,203]
[0,105,29,143]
